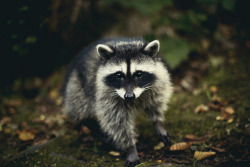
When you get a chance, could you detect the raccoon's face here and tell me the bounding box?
[96,40,161,100]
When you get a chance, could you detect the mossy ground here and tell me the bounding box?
[0,52,249,167]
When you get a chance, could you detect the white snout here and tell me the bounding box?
[116,87,144,99]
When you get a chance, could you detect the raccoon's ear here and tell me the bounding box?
[96,44,114,60]
[143,40,160,57]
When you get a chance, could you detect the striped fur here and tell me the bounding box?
[62,37,173,166]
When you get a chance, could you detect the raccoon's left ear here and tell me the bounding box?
[143,40,160,57]
[96,44,115,60]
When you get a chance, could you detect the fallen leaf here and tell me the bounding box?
[39,115,46,121]
[194,151,216,160]
[49,88,59,99]
[184,134,197,141]
[227,118,234,123]
[169,142,192,151]
[156,160,162,163]
[224,106,235,115]
[0,117,11,124]
[193,88,202,96]
[216,115,224,121]
[3,98,22,107]
[19,130,35,141]
[194,104,209,113]
[211,147,226,153]
[81,125,91,135]
[4,127,11,134]
[138,152,144,156]
[108,151,120,157]
[209,103,221,110]
[211,95,222,103]
[154,142,165,150]
[209,86,218,94]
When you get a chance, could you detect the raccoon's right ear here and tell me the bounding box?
[96,44,115,60]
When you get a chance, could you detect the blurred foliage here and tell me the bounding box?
[160,38,191,68]
[101,0,238,68]
[0,0,244,86]
[197,0,236,11]
[104,0,173,15]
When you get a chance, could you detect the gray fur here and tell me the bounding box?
[62,37,173,166]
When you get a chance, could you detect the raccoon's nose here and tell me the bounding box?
[124,92,135,100]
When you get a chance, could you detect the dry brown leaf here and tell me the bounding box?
[49,88,59,99]
[184,134,197,141]
[194,104,209,113]
[211,147,226,153]
[39,115,46,121]
[208,103,221,110]
[216,115,224,121]
[224,106,235,115]
[19,130,35,141]
[3,98,22,107]
[138,152,144,156]
[108,151,120,157]
[81,125,91,135]
[169,142,192,151]
[0,117,11,124]
[227,118,234,123]
[154,142,165,150]
[4,127,11,134]
[212,95,222,103]
[156,160,162,163]
[194,151,216,160]
[209,86,218,94]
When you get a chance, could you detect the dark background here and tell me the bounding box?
[0,0,249,88]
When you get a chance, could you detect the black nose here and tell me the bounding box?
[124,92,135,100]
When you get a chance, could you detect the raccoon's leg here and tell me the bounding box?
[96,108,140,167]
[125,146,140,167]
[145,106,172,146]
[153,121,172,146]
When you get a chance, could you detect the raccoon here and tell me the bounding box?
[62,37,173,167]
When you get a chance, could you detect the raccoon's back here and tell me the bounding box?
[61,41,101,97]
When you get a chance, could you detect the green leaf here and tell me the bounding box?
[160,38,191,69]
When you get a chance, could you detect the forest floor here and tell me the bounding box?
[0,38,249,167]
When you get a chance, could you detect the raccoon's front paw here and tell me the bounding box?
[125,159,141,167]
[160,133,172,146]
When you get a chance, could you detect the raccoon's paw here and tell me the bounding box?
[160,133,172,146]
[125,159,141,167]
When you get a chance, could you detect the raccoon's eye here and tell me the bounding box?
[116,72,124,79]
[135,71,143,78]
